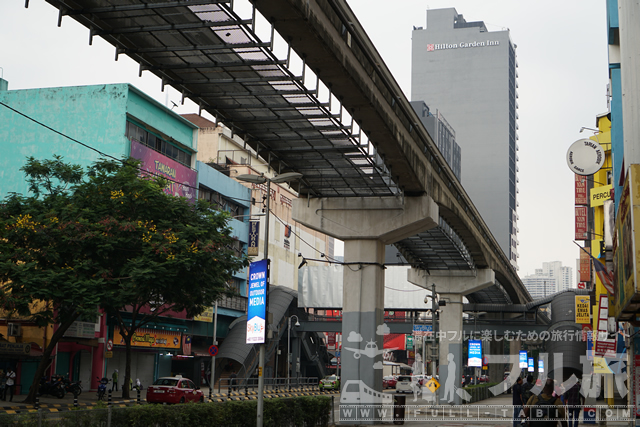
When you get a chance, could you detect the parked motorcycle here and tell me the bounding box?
[97,377,110,400]
[38,375,66,399]
[62,377,82,397]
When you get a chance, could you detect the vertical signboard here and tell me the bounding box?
[575,174,588,205]
[575,295,591,323]
[468,340,482,367]
[248,221,260,257]
[519,351,528,368]
[594,295,616,357]
[579,247,591,283]
[246,259,268,344]
[575,206,588,240]
[528,357,534,372]
[538,359,544,373]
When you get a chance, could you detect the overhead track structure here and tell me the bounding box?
[37,0,529,304]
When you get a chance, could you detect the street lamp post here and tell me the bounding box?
[236,172,302,427]
[287,315,300,390]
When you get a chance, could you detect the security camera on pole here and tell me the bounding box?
[237,172,302,427]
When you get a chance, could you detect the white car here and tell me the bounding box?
[395,375,414,393]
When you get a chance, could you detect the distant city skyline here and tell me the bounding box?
[522,260,573,299]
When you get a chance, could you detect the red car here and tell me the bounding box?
[146,376,204,404]
[383,376,397,389]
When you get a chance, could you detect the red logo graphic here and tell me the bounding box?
[427,44,434,52]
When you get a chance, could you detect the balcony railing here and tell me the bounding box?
[217,295,247,312]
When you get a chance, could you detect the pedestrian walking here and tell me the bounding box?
[564,379,584,427]
[524,378,567,427]
[512,376,525,427]
[230,372,237,391]
[4,368,16,402]
[111,369,119,391]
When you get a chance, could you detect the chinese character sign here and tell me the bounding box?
[246,259,268,344]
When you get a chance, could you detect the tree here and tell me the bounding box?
[0,157,247,402]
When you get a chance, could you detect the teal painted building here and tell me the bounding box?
[0,81,251,390]
[0,82,198,199]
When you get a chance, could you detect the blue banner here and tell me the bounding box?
[538,359,544,373]
[246,259,268,344]
[528,357,534,372]
[468,340,482,367]
[519,351,528,368]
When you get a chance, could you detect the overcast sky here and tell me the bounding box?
[1,1,608,285]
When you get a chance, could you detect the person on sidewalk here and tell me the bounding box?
[4,368,16,402]
[524,378,567,427]
[512,376,525,427]
[563,379,584,427]
[111,369,118,392]
[229,372,237,391]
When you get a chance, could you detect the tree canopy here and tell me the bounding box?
[0,156,248,401]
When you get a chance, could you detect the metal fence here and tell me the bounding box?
[217,376,319,395]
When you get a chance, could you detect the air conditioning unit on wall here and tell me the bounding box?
[7,323,21,337]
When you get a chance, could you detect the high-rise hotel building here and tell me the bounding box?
[412,8,519,270]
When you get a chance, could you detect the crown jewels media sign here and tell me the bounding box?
[246,259,268,344]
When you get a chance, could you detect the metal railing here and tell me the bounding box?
[217,376,319,396]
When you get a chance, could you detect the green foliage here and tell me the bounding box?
[0,397,332,426]
[0,156,248,401]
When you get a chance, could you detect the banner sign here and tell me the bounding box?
[114,328,181,349]
[528,357,534,372]
[194,306,213,323]
[575,206,588,240]
[248,221,260,257]
[130,140,196,201]
[580,246,591,283]
[0,342,32,355]
[246,259,268,344]
[575,174,588,205]
[64,321,97,339]
[538,359,544,373]
[519,351,528,368]
[590,185,612,207]
[575,295,591,323]
[468,340,482,367]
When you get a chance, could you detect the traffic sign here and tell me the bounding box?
[106,340,113,351]
[208,345,218,357]
[426,378,440,394]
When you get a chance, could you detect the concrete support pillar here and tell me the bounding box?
[293,195,438,423]
[438,293,463,404]
[341,239,385,397]
[488,338,503,387]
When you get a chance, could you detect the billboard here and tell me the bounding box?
[468,340,482,367]
[246,259,269,344]
[130,140,197,201]
[519,351,528,368]
[113,327,181,349]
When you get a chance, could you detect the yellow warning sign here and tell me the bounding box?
[575,295,591,324]
[426,378,440,394]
